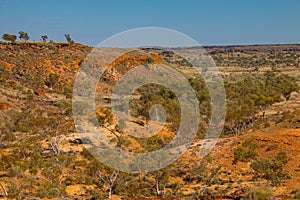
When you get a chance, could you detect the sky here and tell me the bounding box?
[0,0,299,46]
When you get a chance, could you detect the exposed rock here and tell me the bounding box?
[69,138,83,144]
[2,75,10,80]
[0,102,9,110]
[34,88,45,96]
[290,92,299,100]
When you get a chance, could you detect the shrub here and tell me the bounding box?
[7,166,24,178]
[293,191,300,200]
[63,86,73,98]
[275,151,288,164]
[251,152,289,186]
[117,136,132,148]
[37,183,66,198]
[7,182,21,199]
[0,154,16,170]
[266,144,278,151]
[29,167,38,175]
[26,89,34,100]
[45,73,59,88]
[30,152,43,168]
[242,139,260,150]
[1,130,16,141]
[81,147,95,160]
[58,100,72,115]
[246,186,273,200]
[233,147,257,164]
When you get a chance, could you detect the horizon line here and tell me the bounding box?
[1,40,300,48]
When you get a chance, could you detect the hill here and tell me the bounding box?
[0,42,300,199]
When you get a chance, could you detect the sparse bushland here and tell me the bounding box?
[224,71,299,136]
[233,140,290,187]
[0,43,300,199]
[130,70,299,139]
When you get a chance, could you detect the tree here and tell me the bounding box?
[105,170,119,199]
[50,135,60,162]
[2,33,17,43]
[18,31,30,41]
[149,168,170,197]
[41,35,48,43]
[64,34,74,45]
[276,74,299,100]
[93,165,120,199]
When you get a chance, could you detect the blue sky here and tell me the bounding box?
[0,0,299,46]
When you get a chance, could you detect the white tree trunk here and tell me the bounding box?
[0,182,8,196]
[108,187,112,199]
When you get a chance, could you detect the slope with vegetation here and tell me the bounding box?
[0,42,300,199]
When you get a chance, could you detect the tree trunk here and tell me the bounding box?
[260,105,266,118]
[155,177,160,196]
[108,187,112,199]
[0,182,8,196]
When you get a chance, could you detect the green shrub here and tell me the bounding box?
[275,151,288,164]
[7,182,21,199]
[63,86,73,98]
[242,139,260,150]
[233,147,257,164]
[81,147,95,160]
[15,122,31,132]
[1,130,16,141]
[246,186,273,200]
[37,183,66,198]
[7,166,24,178]
[0,154,16,170]
[293,191,300,200]
[251,152,289,186]
[117,136,132,148]
[30,152,43,168]
[29,167,38,175]
[57,100,72,115]
[26,89,34,100]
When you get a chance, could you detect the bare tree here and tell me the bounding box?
[259,105,266,119]
[50,125,60,162]
[97,170,119,199]
[201,166,221,195]
[150,169,169,197]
